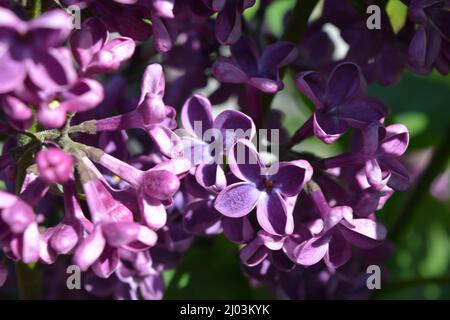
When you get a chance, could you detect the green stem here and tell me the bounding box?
[389,124,450,241]
[31,0,42,18]
[14,109,42,299]
[15,262,42,300]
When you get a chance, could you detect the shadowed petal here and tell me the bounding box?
[324,231,352,269]
[259,41,298,72]
[285,235,330,266]
[228,139,265,184]
[70,17,108,70]
[256,192,293,236]
[222,216,255,243]
[213,109,256,148]
[340,218,387,248]
[325,62,366,106]
[295,71,326,109]
[73,226,106,271]
[212,57,248,83]
[184,199,221,234]
[181,94,213,137]
[272,162,306,197]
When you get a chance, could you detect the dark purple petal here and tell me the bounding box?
[271,162,306,197]
[212,57,248,84]
[296,71,326,109]
[340,218,387,248]
[324,231,352,269]
[181,94,214,137]
[222,216,255,243]
[213,109,256,148]
[259,41,298,73]
[256,192,292,236]
[215,0,242,44]
[70,17,108,71]
[184,199,221,234]
[228,139,265,184]
[325,62,366,106]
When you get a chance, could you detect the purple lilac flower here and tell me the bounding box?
[292,62,386,145]
[213,36,298,93]
[0,0,418,300]
[94,64,181,158]
[0,189,41,263]
[70,17,136,75]
[323,123,411,191]
[284,185,387,269]
[0,8,75,94]
[407,0,450,75]
[214,140,312,235]
[181,94,255,190]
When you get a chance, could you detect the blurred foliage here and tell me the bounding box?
[164,236,270,299]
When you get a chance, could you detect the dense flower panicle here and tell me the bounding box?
[0,0,422,300]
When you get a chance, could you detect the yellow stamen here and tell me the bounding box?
[48,100,61,110]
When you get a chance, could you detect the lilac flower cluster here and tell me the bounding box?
[1,0,440,299]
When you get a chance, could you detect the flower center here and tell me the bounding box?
[264,179,273,190]
[48,99,61,110]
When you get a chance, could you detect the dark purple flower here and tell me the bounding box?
[0,8,75,94]
[407,0,450,75]
[213,37,298,93]
[284,186,387,269]
[293,62,386,144]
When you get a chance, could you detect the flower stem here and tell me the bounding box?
[28,0,42,18]
[389,124,450,241]
[15,262,42,300]
[14,112,42,300]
